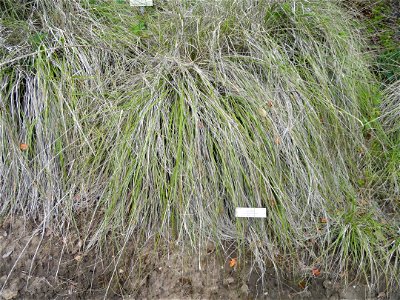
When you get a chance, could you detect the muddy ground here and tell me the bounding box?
[0,217,399,299]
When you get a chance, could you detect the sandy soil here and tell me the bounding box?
[0,217,398,299]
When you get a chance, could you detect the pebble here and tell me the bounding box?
[2,246,14,259]
[329,294,339,300]
[257,108,267,118]
[0,289,18,300]
[377,292,386,299]
[323,280,332,289]
[223,277,235,286]
[206,241,215,254]
[339,285,369,299]
[240,283,249,295]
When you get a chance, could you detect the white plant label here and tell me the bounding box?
[235,207,266,218]
[129,0,153,6]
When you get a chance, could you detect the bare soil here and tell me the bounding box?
[0,217,398,299]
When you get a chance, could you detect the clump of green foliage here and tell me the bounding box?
[0,0,399,296]
[365,0,400,83]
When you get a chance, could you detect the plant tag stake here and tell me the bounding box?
[235,207,266,218]
[129,0,153,6]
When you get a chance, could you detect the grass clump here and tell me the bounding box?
[368,0,400,83]
[1,0,399,295]
[351,0,400,83]
[379,80,400,199]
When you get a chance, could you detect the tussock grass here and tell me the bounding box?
[379,80,400,199]
[382,80,400,136]
[1,0,399,294]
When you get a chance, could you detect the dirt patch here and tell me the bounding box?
[0,217,398,299]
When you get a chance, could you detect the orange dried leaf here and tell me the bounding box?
[320,217,328,224]
[298,280,307,289]
[19,143,28,151]
[229,258,237,268]
[312,267,321,277]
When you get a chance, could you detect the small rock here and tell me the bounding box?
[223,277,235,286]
[323,280,332,289]
[340,286,368,299]
[329,294,339,300]
[2,246,14,259]
[206,241,215,254]
[257,108,267,118]
[377,292,386,299]
[240,284,249,295]
[74,255,82,262]
[0,289,18,300]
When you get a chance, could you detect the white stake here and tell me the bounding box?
[235,207,266,218]
[129,0,153,6]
